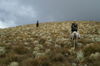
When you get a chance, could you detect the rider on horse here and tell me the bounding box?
[70,20,81,39]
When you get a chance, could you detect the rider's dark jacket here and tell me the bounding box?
[71,23,78,32]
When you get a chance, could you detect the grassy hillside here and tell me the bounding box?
[0,21,100,66]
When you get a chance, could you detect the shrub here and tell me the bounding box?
[90,52,100,60]
[33,40,39,45]
[77,51,84,62]
[35,53,46,58]
[38,44,43,48]
[45,49,51,53]
[55,44,61,48]
[41,53,46,56]
[84,64,87,66]
[33,51,38,55]
[72,63,76,66]
[34,47,39,51]
[45,41,52,45]
[24,42,29,46]
[35,53,42,58]
[68,47,75,54]
[9,62,19,66]
[63,40,68,45]
[0,46,5,55]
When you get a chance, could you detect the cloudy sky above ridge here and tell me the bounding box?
[0,0,100,28]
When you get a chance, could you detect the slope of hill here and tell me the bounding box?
[0,21,100,66]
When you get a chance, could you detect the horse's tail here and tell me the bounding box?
[74,33,76,39]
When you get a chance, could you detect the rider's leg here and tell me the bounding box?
[77,31,81,39]
[70,31,72,39]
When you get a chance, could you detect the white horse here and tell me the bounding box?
[72,31,79,49]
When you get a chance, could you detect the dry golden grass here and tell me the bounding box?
[83,43,100,56]
[0,21,100,66]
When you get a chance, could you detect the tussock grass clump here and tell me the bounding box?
[53,47,62,53]
[83,43,100,56]
[3,53,20,65]
[51,53,64,62]
[40,55,51,66]
[85,56,100,66]
[92,56,100,66]
[78,38,92,44]
[5,44,12,50]
[39,38,46,44]
[0,43,6,47]
[13,45,29,55]
[53,47,69,56]
[61,48,69,55]
[22,58,40,66]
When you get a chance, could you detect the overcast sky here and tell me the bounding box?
[0,0,100,28]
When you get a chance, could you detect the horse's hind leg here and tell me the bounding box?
[74,40,76,49]
[75,41,77,49]
[72,40,76,49]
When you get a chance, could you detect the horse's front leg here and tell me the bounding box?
[75,40,77,49]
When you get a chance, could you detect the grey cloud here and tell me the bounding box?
[18,0,100,21]
[0,0,100,28]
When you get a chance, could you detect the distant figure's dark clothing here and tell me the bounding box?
[36,21,39,27]
[71,23,78,32]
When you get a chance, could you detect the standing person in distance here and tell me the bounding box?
[36,20,39,28]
